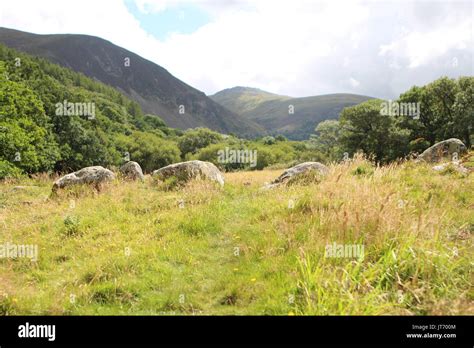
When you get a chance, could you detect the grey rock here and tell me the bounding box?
[263,162,329,189]
[119,161,144,181]
[152,160,225,186]
[53,166,115,191]
[432,162,470,175]
[418,138,467,163]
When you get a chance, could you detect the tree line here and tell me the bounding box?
[310,76,473,163]
[0,43,472,179]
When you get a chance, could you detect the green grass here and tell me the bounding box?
[0,156,472,315]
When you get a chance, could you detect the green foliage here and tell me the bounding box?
[309,76,473,164]
[0,62,60,173]
[408,138,430,154]
[0,44,180,176]
[1,43,471,177]
[115,131,180,173]
[0,159,23,179]
[275,134,287,142]
[63,215,81,236]
[309,120,343,161]
[193,140,300,171]
[398,76,474,147]
[339,99,410,163]
[177,128,223,158]
[261,136,276,145]
[351,164,375,177]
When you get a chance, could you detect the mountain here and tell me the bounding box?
[0,42,186,173]
[210,86,291,114]
[211,87,373,140]
[0,27,263,137]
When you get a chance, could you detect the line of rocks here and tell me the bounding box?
[51,138,470,192]
[51,160,224,192]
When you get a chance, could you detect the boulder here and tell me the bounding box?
[418,138,467,163]
[152,160,225,186]
[119,161,144,181]
[263,162,329,189]
[52,166,115,191]
[432,162,470,175]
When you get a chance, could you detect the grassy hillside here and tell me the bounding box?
[211,86,373,140]
[1,155,472,315]
[241,93,373,140]
[210,86,290,114]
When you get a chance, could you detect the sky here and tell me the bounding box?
[0,0,472,99]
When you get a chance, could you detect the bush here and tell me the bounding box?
[0,160,23,180]
[409,138,430,154]
[351,164,374,177]
[178,128,223,158]
[115,131,180,173]
[63,215,81,236]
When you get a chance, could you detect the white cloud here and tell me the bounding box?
[0,0,472,99]
[349,78,360,88]
[379,20,471,68]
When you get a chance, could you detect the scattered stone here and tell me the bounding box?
[432,162,470,175]
[119,161,144,181]
[152,160,225,187]
[262,162,329,189]
[417,138,467,163]
[52,166,115,192]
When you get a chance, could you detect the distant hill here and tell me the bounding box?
[210,86,291,114]
[211,87,373,140]
[0,27,263,137]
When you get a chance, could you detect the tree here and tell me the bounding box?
[177,128,223,158]
[398,76,473,147]
[339,99,410,163]
[275,134,287,142]
[309,120,342,161]
[0,63,60,173]
[452,76,474,147]
[127,101,142,118]
[115,131,180,173]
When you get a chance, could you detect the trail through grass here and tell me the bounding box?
[0,156,472,315]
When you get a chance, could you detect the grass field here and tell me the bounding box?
[0,155,472,315]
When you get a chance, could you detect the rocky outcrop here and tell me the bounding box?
[52,166,115,191]
[152,160,225,186]
[119,161,144,181]
[418,138,467,163]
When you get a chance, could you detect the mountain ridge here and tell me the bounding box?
[211,86,374,139]
[0,27,263,137]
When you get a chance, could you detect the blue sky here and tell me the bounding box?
[1,0,472,98]
[124,0,210,40]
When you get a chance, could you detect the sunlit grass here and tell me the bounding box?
[0,155,472,315]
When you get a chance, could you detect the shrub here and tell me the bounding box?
[63,215,81,236]
[0,160,23,180]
